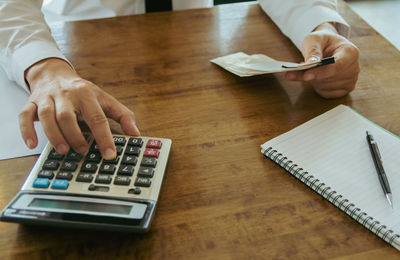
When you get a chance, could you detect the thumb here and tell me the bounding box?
[302,38,323,64]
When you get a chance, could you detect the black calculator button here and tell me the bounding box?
[137,167,154,178]
[128,187,141,195]
[90,142,100,152]
[117,165,135,176]
[114,176,131,185]
[116,145,124,155]
[128,138,143,147]
[56,172,73,180]
[80,162,98,173]
[48,149,64,160]
[95,174,112,184]
[76,173,94,182]
[38,170,55,179]
[99,163,116,174]
[125,146,140,156]
[103,156,120,164]
[88,184,109,192]
[85,151,101,163]
[113,136,127,146]
[61,161,78,171]
[42,160,60,170]
[66,150,83,161]
[122,155,138,165]
[134,177,151,187]
[140,157,157,167]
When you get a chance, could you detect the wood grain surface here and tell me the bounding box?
[1,1,400,259]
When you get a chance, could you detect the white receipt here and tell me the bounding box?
[210,52,324,77]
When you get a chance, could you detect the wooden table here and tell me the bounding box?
[2,1,400,259]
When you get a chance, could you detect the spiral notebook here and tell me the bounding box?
[261,105,400,250]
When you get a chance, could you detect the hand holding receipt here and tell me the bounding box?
[366,131,393,208]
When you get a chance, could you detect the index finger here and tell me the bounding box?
[81,99,116,160]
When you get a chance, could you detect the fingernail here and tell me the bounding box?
[304,73,315,81]
[77,146,88,154]
[307,55,320,63]
[104,148,116,160]
[26,138,34,149]
[56,144,69,154]
[133,122,141,136]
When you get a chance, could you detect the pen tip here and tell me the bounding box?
[387,193,393,208]
[366,130,369,135]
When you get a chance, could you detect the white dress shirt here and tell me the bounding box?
[0,0,349,91]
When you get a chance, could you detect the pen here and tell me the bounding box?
[366,131,393,208]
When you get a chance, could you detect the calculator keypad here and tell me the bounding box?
[31,135,167,196]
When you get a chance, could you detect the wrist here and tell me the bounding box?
[313,22,338,34]
[25,58,77,92]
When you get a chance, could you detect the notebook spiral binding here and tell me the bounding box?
[262,146,400,249]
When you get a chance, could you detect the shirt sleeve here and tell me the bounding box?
[0,0,70,92]
[258,0,350,50]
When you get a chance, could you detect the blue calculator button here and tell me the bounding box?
[33,178,50,188]
[51,179,69,190]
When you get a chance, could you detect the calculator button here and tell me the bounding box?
[103,156,120,164]
[99,163,116,174]
[135,177,152,187]
[42,160,60,170]
[38,170,55,179]
[146,139,162,149]
[137,167,154,178]
[116,145,124,155]
[56,172,73,180]
[122,155,138,165]
[76,173,94,182]
[66,150,83,161]
[125,146,140,156]
[117,165,135,176]
[113,136,127,146]
[61,161,78,172]
[144,148,160,158]
[85,151,101,163]
[80,162,98,173]
[33,178,50,188]
[114,176,131,185]
[95,174,112,184]
[140,157,157,167]
[128,138,143,147]
[128,187,141,195]
[48,149,64,160]
[51,179,69,190]
[88,184,109,192]
[90,142,100,152]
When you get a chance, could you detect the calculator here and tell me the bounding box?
[0,134,171,232]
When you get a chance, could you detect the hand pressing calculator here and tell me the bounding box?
[0,134,171,232]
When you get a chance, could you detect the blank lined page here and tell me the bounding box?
[261,105,400,233]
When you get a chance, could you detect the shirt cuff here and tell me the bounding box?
[11,41,72,93]
[288,5,350,50]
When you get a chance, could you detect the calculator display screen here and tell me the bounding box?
[29,198,132,215]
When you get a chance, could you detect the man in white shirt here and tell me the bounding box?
[0,0,359,159]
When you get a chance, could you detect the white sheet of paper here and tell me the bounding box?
[210,52,322,77]
[0,67,47,160]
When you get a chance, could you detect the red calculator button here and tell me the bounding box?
[144,148,160,158]
[146,139,162,149]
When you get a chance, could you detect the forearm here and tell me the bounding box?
[258,0,349,50]
[0,0,68,91]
